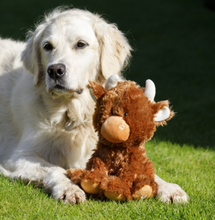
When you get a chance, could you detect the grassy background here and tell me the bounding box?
[0,0,215,219]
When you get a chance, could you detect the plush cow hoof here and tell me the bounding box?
[132,185,153,200]
[81,180,100,194]
[104,191,126,201]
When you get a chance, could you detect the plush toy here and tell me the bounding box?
[67,75,174,201]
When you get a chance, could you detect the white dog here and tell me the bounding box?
[0,8,188,203]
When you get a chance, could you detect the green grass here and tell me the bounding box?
[0,0,215,219]
[1,142,214,219]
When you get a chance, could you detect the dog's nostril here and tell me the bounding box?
[57,68,64,76]
[47,63,66,79]
[47,68,54,78]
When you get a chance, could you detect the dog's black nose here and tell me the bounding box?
[47,63,66,80]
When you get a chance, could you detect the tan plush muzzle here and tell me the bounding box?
[101,116,130,143]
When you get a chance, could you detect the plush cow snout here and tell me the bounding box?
[101,116,130,143]
[47,63,66,80]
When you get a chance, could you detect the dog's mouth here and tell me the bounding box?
[49,84,83,97]
[54,84,68,91]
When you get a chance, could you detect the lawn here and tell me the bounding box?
[0,0,215,219]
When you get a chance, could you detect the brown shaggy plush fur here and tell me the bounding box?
[67,80,174,201]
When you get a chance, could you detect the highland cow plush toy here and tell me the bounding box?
[67,75,174,201]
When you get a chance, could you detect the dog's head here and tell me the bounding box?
[21,8,132,98]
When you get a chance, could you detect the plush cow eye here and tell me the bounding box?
[43,42,53,51]
[76,40,88,49]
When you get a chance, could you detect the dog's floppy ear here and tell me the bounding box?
[21,23,46,86]
[94,19,132,80]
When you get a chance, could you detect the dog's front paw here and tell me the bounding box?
[53,183,86,204]
[45,168,86,204]
[157,181,189,203]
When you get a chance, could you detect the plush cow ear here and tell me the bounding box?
[94,19,132,80]
[153,100,174,126]
[88,81,105,101]
[104,74,124,91]
[154,106,171,122]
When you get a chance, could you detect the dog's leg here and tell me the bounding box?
[155,174,189,203]
[1,153,86,204]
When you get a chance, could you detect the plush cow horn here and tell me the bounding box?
[104,74,124,91]
[144,79,156,102]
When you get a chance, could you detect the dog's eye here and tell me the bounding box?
[76,41,88,49]
[43,43,53,51]
[124,113,128,117]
